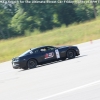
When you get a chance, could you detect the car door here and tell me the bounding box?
[40,46,57,63]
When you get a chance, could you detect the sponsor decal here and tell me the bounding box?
[44,52,54,59]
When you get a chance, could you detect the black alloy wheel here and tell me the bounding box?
[27,59,37,69]
[67,50,75,59]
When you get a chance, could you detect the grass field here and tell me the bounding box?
[0,18,100,62]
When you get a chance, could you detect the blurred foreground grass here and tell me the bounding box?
[0,18,100,62]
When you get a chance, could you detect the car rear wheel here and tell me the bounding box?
[27,59,37,69]
[67,50,75,59]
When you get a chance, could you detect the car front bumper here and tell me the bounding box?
[12,59,27,69]
[12,61,21,69]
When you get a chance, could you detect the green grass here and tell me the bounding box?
[0,18,100,62]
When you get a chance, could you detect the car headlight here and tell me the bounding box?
[15,57,19,62]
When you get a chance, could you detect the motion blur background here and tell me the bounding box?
[0,0,99,38]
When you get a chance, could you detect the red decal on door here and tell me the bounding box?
[44,52,54,59]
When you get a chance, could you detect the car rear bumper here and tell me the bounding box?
[76,48,80,56]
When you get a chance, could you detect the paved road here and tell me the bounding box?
[0,39,100,100]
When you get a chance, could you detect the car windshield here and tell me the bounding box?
[19,49,33,57]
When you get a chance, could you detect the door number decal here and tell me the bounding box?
[55,49,60,59]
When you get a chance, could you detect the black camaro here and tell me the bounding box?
[12,45,80,69]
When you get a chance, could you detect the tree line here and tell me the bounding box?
[0,0,99,39]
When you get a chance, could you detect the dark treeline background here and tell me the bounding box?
[0,0,100,39]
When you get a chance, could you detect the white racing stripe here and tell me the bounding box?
[39,80,100,100]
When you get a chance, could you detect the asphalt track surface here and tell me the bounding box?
[0,39,100,100]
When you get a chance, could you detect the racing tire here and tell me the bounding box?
[27,59,37,69]
[67,50,75,59]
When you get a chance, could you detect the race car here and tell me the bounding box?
[12,45,80,69]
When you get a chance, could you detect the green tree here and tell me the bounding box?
[75,4,95,22]
[11,3,55,33]
[56,3,76,26]
[0,4,11,39]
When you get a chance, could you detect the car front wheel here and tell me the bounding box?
[27,59,37,69]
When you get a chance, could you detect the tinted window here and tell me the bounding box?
[46,46,55,51]
[34,49,40,53]
[40,48,47,52]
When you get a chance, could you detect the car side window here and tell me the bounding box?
[34,49,40,54]
[39,47,55,52]
[46,46,55,51]
[40,48,47,52]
